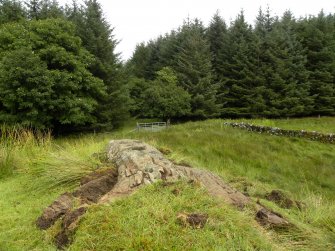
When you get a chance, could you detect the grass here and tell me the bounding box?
[70,182,275,251]
[0,118,335,250]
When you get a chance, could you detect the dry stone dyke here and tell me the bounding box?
[224,122,335,144]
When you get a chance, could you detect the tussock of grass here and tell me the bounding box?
[0,125,51,179]
[70,182,275,251]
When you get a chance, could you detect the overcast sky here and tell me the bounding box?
[60,0,334,61]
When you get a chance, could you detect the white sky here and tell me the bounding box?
[60,0,335,61]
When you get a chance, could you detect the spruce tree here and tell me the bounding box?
[69,0,129,128]
[25,0,41,19]
[254,7,290,117]
[206,11,228,83]
[174,19,220,118]
[0,0,26,24]
[39,0,63,19]
[220,11,265,117]
[271,11,313,116]
[26,0,63,20]
[298,11,335,115]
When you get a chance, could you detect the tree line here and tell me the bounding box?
[0,0,128,132]
[127,9,335,119]
[0,1,334,132]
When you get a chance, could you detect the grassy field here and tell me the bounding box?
[0,118,335,250]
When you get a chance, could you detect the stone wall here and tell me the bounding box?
[224,122,335,144]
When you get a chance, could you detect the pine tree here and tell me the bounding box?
[254,7,288,117]
[206,11,228,83]
[220,11,265,117]
[298,11,335,115]
[127,42,152,79]
[0,0,26,24]
[26,0,63,20]
[174,19,220,118]
[69,0,129,128]
[39,0,63,19]
[25,0,41,19]
[271,11,313,116]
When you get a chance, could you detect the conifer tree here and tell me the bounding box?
[298,11,335,115]
[271,11,313,116]
[206,11,228,83]
[0,0,26,24]
[220,11,265,117]
[69,0,129,128]
[127,42,152,79]
[26,0,63,20]
[39,0,63,19]
[174,19,220,118]
[254,7,283,117]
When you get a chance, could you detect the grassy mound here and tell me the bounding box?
[0,118,334,250]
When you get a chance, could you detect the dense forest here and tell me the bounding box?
[128,10,335,120]
[0,0,334,132]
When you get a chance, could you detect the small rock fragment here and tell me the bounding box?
[255,208,289,228]
[177,212,208,229]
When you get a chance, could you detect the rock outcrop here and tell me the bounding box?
[37,139,289,249]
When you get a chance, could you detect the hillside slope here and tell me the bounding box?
[0,118,334,250]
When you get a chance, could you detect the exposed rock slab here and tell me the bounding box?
[37,139,290,249]
[174,165,250,208]
[102,140,288,226]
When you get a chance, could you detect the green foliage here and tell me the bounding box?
[140,67,191,119]
[270,11,313,116]
[25,0,64,20]
[129,67,190,119]
[174,19,220,118]
[0,19,106,130]
[127,42,155,79]
[206,11,228,83]
[220,11,265,117]
[127,19,221,119]
[298,11,335,116]
[67,0,130,129]
[128,9,335,119]
[0,0,26,24]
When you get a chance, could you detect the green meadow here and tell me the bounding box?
[1,118,335,250]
